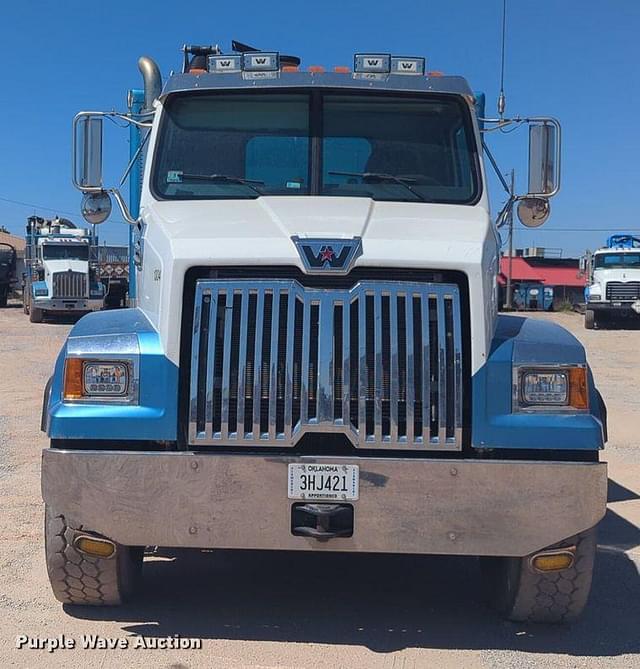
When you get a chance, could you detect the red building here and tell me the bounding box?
[498,255,587,310]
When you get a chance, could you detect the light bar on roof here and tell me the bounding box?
[354,54,391,73]
[242,52,280,72]
[208,54,242,73]
[390,56,426,76]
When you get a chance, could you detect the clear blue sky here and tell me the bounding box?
[1,0,638,255]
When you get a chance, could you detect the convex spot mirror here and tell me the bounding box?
[81,191,112,225]
[528,123,559,197]
[517,197,550,228]
[74,115,104,190]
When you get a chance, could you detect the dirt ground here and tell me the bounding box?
[0,303,638,669]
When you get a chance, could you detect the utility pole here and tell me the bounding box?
[505,169,515,310]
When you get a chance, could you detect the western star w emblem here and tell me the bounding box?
[292,236,363,274]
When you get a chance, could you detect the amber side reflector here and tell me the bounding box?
[531,549,575,573]
[334,66,350,73]
[568,367,589,409]
[74,535,116,559]
[308,65,325,73]
[63,358,84,400]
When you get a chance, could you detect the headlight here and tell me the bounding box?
[515,366,588,411]
[34,288,48,297]
[588,294,601,301]
[63,358,133,401]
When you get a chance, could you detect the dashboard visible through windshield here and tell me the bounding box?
[152,90,481,205]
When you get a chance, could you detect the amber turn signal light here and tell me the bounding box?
[63,358,84,400]
[568,367,589,410]
[531,549,575,573]
[73,535,116,559]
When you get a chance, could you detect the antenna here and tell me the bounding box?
[497,0,507,118]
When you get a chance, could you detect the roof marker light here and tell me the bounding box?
[208,54,242,73]
[308,65,325,73]
[354,54,391,73]
[242,52,280,72]
[334,66,350,73]
[390,56,426,76]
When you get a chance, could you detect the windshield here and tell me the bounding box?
[42,244,89,261]
[152,91,480,204]
[594,253,640,269]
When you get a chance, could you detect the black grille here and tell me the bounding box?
[606,282,640,301]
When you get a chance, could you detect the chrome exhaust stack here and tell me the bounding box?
[137,56,162,113]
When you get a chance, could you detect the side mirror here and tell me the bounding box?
[81,191,112,225]
[73,114,104,191]
[517,197,550,228]
[528,122,560,197]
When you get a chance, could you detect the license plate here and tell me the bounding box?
[288,463,359,501]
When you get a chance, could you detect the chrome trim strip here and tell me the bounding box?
[188,279,463,450]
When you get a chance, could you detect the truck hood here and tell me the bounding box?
[143,196,492,270]
[43,259,88,274]
[593,268,640,283]
[140,197,498,374]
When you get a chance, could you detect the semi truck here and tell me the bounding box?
[40,42,608,623]
[23,216,104,322]
[0,241,17,307]
[23,216,129,321]
[584,234,640,329]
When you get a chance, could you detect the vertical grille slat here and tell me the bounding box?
[235,289,250,438]
[373,291,383,443]
[189,279,463,451]
[203,290,218,440]
[220,290,235,440]
[300,298,312,424]
[251,290,265,439]
[420,297,431,444]
[405,294,415,444]
[342,300,351,427]
[358,295,368,440]
[267,290,280,441]
[436,295,447,445]
[284,292,297,439]
[389,291,400,443]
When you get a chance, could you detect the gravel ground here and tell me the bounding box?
[0,303,638,668]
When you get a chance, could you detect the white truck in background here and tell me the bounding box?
[23,216,104,322]
[583,234,640,329]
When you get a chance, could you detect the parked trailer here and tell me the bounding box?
[97,245,129,308]
[41,42,607,623]
[0,242,17,307]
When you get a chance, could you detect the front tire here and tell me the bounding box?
[45,506,143,606]
[0,286,7,308]
[585,309,595,329]
[482,526,597,623]
[29,306,44,323]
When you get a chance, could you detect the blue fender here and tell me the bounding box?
[472,315,606,451]
[43,308,178,441]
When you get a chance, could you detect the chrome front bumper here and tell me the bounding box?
[34,298,102,312]
[41,450,607,557]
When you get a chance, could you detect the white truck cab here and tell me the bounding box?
[584,234,640,329]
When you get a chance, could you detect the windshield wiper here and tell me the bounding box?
[329,171,428,203]
[179,173,264,196]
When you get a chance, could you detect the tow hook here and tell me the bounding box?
[291,503,354,541]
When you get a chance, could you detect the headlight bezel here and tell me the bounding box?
[513,364,589,413]
[63,356,139,404]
